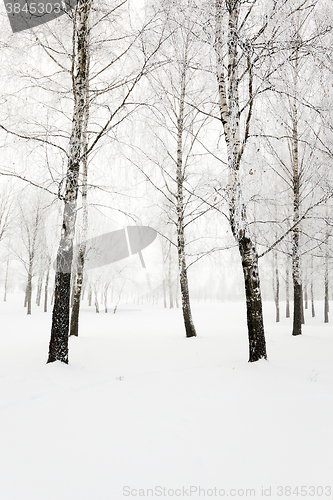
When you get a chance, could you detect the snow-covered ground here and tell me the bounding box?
[0,296,332,500]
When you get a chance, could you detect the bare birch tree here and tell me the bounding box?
[47,0,92,363]
[141,0,214,337]
[16,196,45,315]
[214,0,268,361]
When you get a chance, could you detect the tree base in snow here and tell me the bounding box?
[47,271,70,364]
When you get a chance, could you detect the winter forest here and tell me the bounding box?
[0,0,332,499]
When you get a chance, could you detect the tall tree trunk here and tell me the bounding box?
[47,0,91,363]
[311,280,315,317]
[175,56,196,337]
[215,0,267,361]
[324,247,329,323]
[94,285,99,313]
[104,284,109,313]
[44,261,50,313]
[36,268,43,306]
[292,256,302,335]
[70,90,89,337]
[273,251,280,323]
[286,267,290,318]
[291,67,302,336]
[26,267,33,316]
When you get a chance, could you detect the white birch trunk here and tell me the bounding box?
[175,48,196,338]
[47,0,91,363]
[291,59,302,336]
[215,0,266,361]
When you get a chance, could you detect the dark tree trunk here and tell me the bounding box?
[293,279,302,335]
[47,271,71,363]
[239,236,267,362]
[88,285,92,306]
[178,265,196,337]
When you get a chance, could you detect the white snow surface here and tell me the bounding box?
[0,297,332,500]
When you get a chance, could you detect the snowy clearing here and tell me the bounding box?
[0,296,332,500]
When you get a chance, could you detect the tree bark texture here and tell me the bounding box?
[175,48,196,338]
[69,50,90,337]
[239,236,267,362]
[47,0,91,363]
[291,44,302,337]
[215,0,267,361]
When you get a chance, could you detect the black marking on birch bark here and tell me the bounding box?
[239,236,267,362]
[47,0,91,363]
